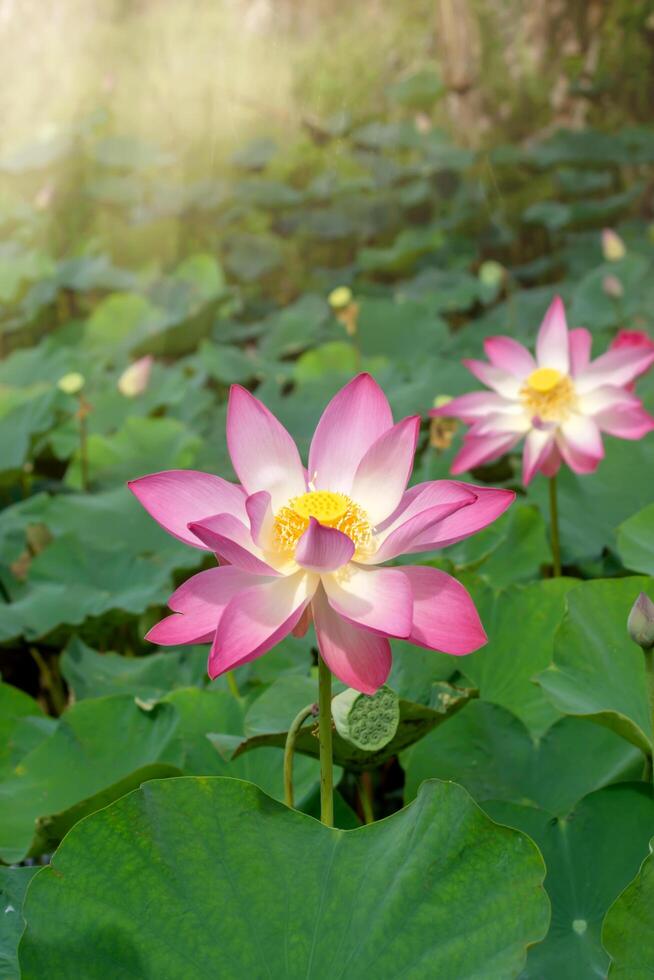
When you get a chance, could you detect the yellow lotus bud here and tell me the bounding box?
[57,372,85,395]
[602,229,626,262]
[328,286,353,311]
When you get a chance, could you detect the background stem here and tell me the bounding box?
[549,474,562,577]
[226,671,240,699]
[283,703,315,808]
[644,648,654,787]
[318,655,334,827]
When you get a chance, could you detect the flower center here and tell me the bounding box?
[273,490,373,556]
[521,367,576,422]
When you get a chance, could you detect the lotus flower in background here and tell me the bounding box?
[430,297,654,485]
[129,374,514,693]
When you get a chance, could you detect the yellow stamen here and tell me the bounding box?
[521,368,576,422]
[273,490,373,557]
[291,490,349,523]
[526,367,562,393]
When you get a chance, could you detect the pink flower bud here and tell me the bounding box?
[118,356,153,398]
[628,593,654,650]
[602,274,623,299]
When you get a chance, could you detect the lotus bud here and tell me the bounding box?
[429,395,457,450]
[118,355,153,398]
[57,372,85,395]
[478,260,505,289]
[331,685,400,751]
[627,593,654,650]
[602,274,624,299]
[328,286,353,311]
[602,229,626,262]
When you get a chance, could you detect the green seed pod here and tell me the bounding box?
[331,685,400,751]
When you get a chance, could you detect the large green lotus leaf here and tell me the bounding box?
[256,295,328,359]
[0,386,60,472]
[0,536,173,641]
[19,777,549,979]
[0,867,39,980]
[358,226,444,275]
[65,415,201,489]
[0,696,182,863]
[164,687,322,805]
[356,298,448,360]
[525,438,654,563]
[387,642,457,703]
[403,701,642,813]
[61,636,208,700]
[387,69,445,109]
[617,502,654,575]
[463,578,577,735]
[222,676,476,772]
[0,487,198,574]
[0,681,43,780]
[223,233,284,282]
[487,785,654,980]
[603,837,654,977]
[538,577,654,754]
[82,293,170,362]
[441,504,551,588]
[570,255,650,330]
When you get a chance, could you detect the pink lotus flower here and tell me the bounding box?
[431,297,654,485]
[129,374,514,693]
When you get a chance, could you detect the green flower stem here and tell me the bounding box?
[549,474,561,577]
[644,647,654,786]
[30,647,66,715]
[283,703,316,808]
[78,397,89,492]
[226,671,240,699]
[359,773,374,824]
[318,655,334,827]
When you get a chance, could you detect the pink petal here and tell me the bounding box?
[146,565,260,645]
[483,336,535,378]
[295,518,354,572]
[404,482,516,551]
[558,415,604,473]
[366,497,476,565]
[351,415,420,526]
[535,296,569,373]
[245,490,274,548]
[469,411,530,437]
[209,571,316,675]
[569,328,592,376]
[522,427,556,485]
[462,360,522,398]
[322,565,412,638]
[576,345,654,392]
[594,403,654,439]
[538,441,562,478]
[308,373,393,493]
[128,470,246,549]
[227,385,306,510]
[188,514,279,576]
[401,566,486,655]
[312,587,391,694]
[429,390,514,423]
[578,385,640,416]
[450,432,522,474]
